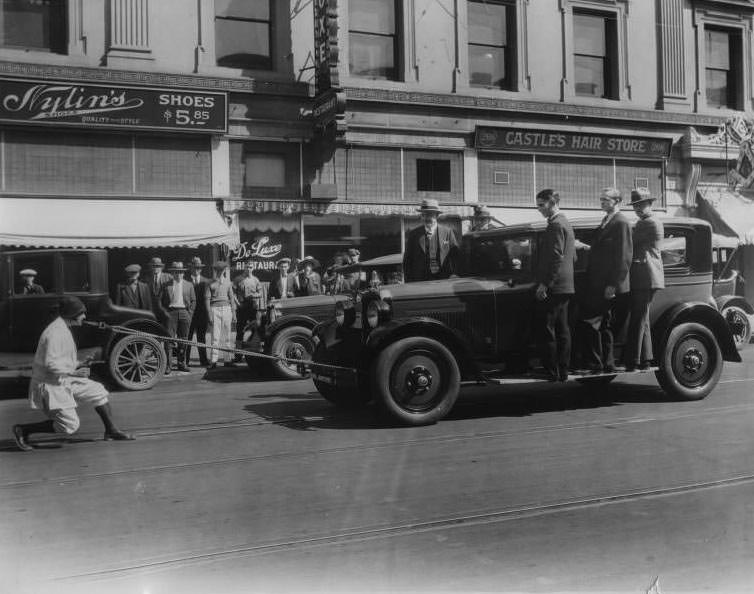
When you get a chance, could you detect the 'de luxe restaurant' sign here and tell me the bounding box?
[0,78,227,133]
[475,126,672,160]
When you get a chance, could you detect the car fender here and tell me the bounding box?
[265,314,319,339]
[714,295,754,315]
[365,317,477,376]
[103,318,169,356]
[653,301,741,363]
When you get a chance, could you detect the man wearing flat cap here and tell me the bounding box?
[115,264,152,311]
[12,296,134,451]
[403,199,460,282]
[159,262,196,373]
[268,257,296,300]
[19,269,45,295]
[625,189,664,371]
[146,256,171,324]
[577,187,633,373]
[186,257,211,367]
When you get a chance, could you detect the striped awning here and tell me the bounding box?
[224,199,475,218]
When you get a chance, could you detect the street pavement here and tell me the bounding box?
[2,351,754,593]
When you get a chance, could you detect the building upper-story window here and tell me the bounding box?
[468,0,516,90]
[573,10,618,99]
[417,159,451,192]
[215,0,272,70]
[349,0,400,80]
[0,0,67,53]
[705,26,742,110]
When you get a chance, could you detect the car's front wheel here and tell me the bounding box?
[656,322,723,401]
[267,325,314,380]
[108,334,166,391]
[373,337,460,426]
[722,305,752,350]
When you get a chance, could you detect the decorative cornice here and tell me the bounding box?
[345,87,728,128]
[0,60,311,97]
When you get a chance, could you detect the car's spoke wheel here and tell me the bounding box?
[108,334,166,391]
[656,322,723,401]
[722,305,751,350]
[373,337,460,425]
[267,326,314,380]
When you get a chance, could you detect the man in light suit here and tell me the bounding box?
[625,189,664,371]
[145,256,171,325]
[578,187,633,373]
[268,257,296,300]
[115,264,152,311]
[534,189,576,381]
[159,262,196,373]
[403,198,460,282]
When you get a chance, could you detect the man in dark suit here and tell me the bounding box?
[145,256,171,325]
[159,262,196,373]
[115,264,152,311]
[534,189,575,381]
[578,187,633,373]
[625,189,665,371]
[403,199,460,282]
[19,269,45,294]
[268,257,296,300]
[185,257,210,367]
[294,256,322,296]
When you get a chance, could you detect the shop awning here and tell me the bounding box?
[695,187,754,245]
[224,199,475,218]
[0,198,239,249]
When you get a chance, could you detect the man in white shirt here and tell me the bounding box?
[159,262,196,373]
[12,296,134,451]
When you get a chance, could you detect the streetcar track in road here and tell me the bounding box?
[53,470,754,584]
[3,400,754,489]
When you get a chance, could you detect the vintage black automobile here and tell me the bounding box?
[243,253,403,379]
[310,217,741,426]
[0,249,168,390]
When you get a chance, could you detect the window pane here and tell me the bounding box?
[245,154,286,187]
[469,45,506,87]
[349,32,394,78]
[706,69,728,108]
[215,0,269,20]
[574,55,604,96]
[350,0,394,34]
[216,19,270,69]
[468,1,506,46]
[61,254,90,293]
[467,236,532,276]
[661,235,687,269]
[0,0,66,51]
[574,13,605,56]
[14,254,55,294]
[416,159,451,192]
[706,29,730,69]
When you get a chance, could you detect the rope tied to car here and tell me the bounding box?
[84,321,357,374]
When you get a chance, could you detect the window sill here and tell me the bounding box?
[0,48,94,67]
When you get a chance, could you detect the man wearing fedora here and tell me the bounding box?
[186,257,211,367]
[625,189,664,371]
[115,264,152,311]
[577,187,633,373]
[19,269,45,294]
[159,261,196,373]
[268,257,296,300]
[471,204,498,231]
[403,199,460,282]
[294,256,322,296]
[146,256,171,324]
[12,296,134,451]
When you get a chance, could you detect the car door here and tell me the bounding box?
[8,252,60,352]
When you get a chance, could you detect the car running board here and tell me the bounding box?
[471,367,659,386]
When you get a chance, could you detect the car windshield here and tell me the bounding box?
[463,234,533,277]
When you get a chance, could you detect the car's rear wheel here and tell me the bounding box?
[721,305,751,350]
[373,337,460,426]
[656,322,723,401]
[108,334,166,391]
[267,325,314,380]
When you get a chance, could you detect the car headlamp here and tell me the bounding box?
[366,299,391,329]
